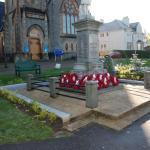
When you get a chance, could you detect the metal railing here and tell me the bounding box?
[27,74,101,108]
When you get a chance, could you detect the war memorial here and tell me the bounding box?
[0,0,150,133]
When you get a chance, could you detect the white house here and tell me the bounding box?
[99,17,146,54]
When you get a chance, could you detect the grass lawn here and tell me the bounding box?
[0,98,53,144]
[113,58,150,67]
[0,68,72,86]
[113,58,130,65]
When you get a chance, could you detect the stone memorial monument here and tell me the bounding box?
[79,0,94,20]
[73,0,104,74]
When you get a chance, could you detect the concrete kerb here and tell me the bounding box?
[0,83,27,91]
[119,79,144,85]
[0,83,71,123]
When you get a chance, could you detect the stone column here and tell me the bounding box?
[73,19,103,75]
[27,74,34,91]
[49,77,57,98]
[144,71,150,89]
[86,80,99,108]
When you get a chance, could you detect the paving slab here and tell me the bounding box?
[18,89,90,119]
[16,84,150,130]
[96,84,150,118]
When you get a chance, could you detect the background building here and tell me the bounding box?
[99,17,146,55]
[4,0,80,61]
[0,1,5,61]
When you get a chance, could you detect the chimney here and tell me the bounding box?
[122,16,129,26]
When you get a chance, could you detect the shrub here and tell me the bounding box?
[31,102,41,114]
[47,112,57,123]
[115,64,144,80]
[38,110,49,120]
[0,89,57,124]
[104,55,115,75]
[114,50,150,59]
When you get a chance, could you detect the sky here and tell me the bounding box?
[0,0,150,33]
[90,0,150,33]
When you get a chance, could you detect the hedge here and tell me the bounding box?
[113,50,150,59]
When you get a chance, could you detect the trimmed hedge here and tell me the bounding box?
[113,50,150,59]
[0,89,57,123]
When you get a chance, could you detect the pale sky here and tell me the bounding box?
[91,0,150,33]
[0,0,150,33]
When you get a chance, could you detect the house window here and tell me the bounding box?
[71,43,74,51]
[65,43,68,51]
[127,42,132,50]
[100,33,104,37]
[107,32,109,36]
[104,44,106,48]
[61,0,79,34]
[101,45,103,49]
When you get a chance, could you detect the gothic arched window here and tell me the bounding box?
[61,0,79,35]
[65,43,69,51]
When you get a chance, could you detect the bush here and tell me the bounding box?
[38,110,49,120]
[0,89,57,123]
[31,102,41,114]
[104,55,115,75]
[47,112,57,123]
[115,64,144,80]
[114,50,150,59]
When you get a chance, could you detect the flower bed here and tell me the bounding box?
[115,64,144,80]
[0,90,62,131]
[59,73,119,91]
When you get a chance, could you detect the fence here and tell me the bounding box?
[27,74,99,109]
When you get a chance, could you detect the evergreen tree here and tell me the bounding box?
[104,55,115,75]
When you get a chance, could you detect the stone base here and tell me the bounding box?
[16,84,150,131]
[73,61,104,75]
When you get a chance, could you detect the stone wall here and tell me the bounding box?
[4,0,81,60]
[0,32,4,56]
[47,0,81,53]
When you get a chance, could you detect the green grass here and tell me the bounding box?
[113,58,150,67]
[43,68,71,76]
[0,68,72,86]
[113,58,131,65]
[0,74,24,86]
[0,98,53,144]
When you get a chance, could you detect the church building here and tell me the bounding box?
[0,1,4,61]
[4,0,80,60]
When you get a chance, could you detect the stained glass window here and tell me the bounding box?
[61,0,79,34]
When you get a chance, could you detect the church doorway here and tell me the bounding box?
[27,25,44,60]
[29,38,42,60]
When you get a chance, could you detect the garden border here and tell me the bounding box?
[0,84,71,123]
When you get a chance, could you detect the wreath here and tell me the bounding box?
[59,72,119,90]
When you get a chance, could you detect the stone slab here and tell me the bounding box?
[0,83,26,91]
[95,84,150,118]
[17,89,91,119]
[3,83,150,131]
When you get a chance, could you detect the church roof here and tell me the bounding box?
[100,19,140,32]
[0,2,5,32]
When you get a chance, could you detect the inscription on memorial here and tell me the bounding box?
[89,34,99,59]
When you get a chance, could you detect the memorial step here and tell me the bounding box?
[64,101,150,131]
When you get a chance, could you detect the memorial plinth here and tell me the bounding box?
[73,19,103,74]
